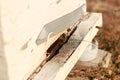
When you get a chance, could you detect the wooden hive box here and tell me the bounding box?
[0,0,102,80]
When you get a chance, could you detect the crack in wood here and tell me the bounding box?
[46,26,77,62]
[27,25,78,80]
[27,13,92,80]
[31,26,82,80]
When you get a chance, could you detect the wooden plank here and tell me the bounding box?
[0,0,86,80]
[32,13,102,80]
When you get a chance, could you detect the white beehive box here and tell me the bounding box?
[0,0,102,80]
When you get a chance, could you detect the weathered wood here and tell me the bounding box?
[0,0,104,80]
[32,13,102,80]
[1,0,86,80]
[46,25,77,62]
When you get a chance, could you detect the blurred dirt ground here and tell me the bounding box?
[66,0,120,80]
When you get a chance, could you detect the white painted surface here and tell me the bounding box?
[0,0,86,80]
[79,41,99,61]
[33,13,102,80]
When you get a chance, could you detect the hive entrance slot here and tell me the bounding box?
[46,26,77,62]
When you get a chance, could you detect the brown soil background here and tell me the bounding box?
[66,0,120,80]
